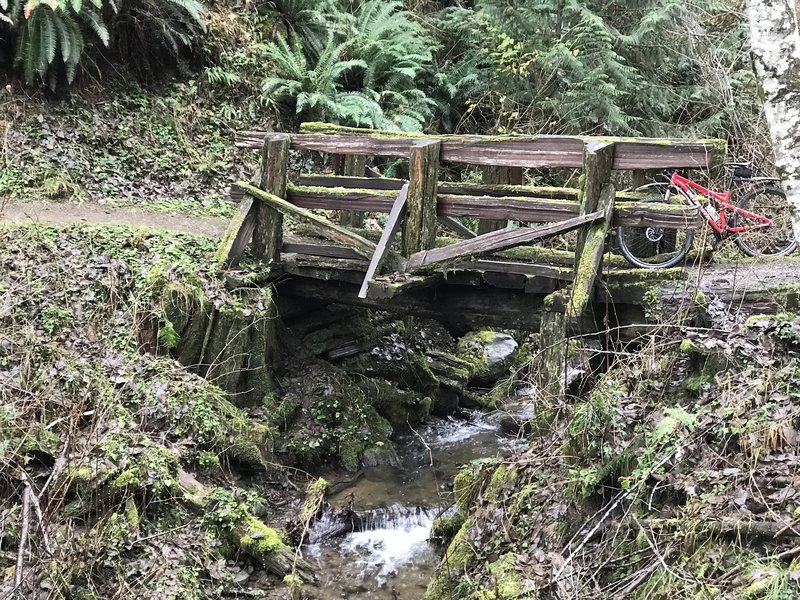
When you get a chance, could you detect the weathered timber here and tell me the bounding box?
[286,186,697,227]
[253,134,290,263]
[478,166,523,233]
[438,216,477,239]
[340,155,368,227]
[299,174,582,200]
[237,124,726,169]
[537,290,570,403]
[359,184,409,298]
[236,182,377,259]
[405,210,604,273]
[178,469,315,582]
[368,273,444,299]
[403,140,441,256]
[216,194,257,266]
[282,240,368,260]
[576,141,615,261]
[567,184,616,318]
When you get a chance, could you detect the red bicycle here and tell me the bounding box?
[617,162,798,268]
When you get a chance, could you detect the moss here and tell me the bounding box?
[112,443,178,494]
[284,573,303,599]
[679,339,698,353]
[124,497,140,528]
[509,483,538,517]
[430,512,466,543]
[487,553,523,598]
[486,465,517,501]
[454,465,488,511]
[239,515,286,555]
[20,428,61,456]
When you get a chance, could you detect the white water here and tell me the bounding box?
[304,410,528,599]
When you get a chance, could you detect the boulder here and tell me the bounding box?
[456,330,519,386]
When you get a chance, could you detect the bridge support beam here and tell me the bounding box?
[403,140,441,256]
[536,290,569,413]
[253,133,290,265]
[576,141,615,262]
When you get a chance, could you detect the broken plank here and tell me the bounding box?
[236,182,377,259]
[367,273,443,299]
[282,241,368,261]
[567,183,616,318]
[215,195,258,267]
[438,216,477,239]
[359,184,409,299]
[404,211,604,273]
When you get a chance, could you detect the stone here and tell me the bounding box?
[456,330,519,386]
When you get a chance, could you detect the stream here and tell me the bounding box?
[304,406,530,599]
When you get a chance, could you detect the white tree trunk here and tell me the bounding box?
[745,0,800,239]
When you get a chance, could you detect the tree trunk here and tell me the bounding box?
[745,0,800,238]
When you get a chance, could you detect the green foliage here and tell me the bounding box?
[2,0,205,86]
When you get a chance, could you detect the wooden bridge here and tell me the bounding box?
[222,123,727,392]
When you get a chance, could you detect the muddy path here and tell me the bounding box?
[0,199,229,237]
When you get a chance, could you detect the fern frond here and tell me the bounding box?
[79,7,108,46]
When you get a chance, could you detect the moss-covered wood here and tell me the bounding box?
[216,195,258,267]
[405,210,604,273]
[403,139,440,256]
[238,123,726,170]
[252,134,289,264]
[237,182,378,259]
[576,141,615,261]
[537,290,569,404]
[567,183,616,318]
[178,469,315,582]
[338,155,368,227]
[477,165,522,233]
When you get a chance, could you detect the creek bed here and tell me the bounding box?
[304,409,527,599]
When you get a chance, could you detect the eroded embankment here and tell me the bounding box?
[427,313,800,599]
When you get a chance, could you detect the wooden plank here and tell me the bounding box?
[567,184,616,318]
[236,182,377,259]
[359,185,409,299]
[215,195,257,266]
[403,140,441,256]
[287,186,697,227]
[405,211,604,273]
[460,260,573,280]
[299,174,579,200]
[282,241,368,260]
[537,290,569,401]
[478,166,521,234]
[252,134,290,263]
[438,216,477,239]
[237,125,725,169]
[340,155,368,227]
[367,273,443,299]
[576,141,615,262]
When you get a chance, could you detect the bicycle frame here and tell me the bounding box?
[668,172,771,235]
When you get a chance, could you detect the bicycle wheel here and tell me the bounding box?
[617,196,695,268]
[733,187,797,257]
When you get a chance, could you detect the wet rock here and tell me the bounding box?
[456,330,519,386]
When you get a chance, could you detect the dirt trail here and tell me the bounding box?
[0,200,229,238]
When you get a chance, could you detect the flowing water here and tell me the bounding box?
[304,409,528,599]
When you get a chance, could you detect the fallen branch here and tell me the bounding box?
[177,469,315,582]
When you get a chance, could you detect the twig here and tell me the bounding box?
[14,487,31,595]
[407,419,433,467]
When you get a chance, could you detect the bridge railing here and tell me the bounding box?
[225,123,724,315]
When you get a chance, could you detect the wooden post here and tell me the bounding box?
[340,155,368,228]
[477,166,523,233]
[403,140,441,256]
[632,169,657,189]
[537,290,569,405]
[252,134,290,264]
[576,141,615,264]
[566,184,616,318]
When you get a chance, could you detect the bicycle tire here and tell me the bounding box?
[617,195,694,269]
[733,186,797,257]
